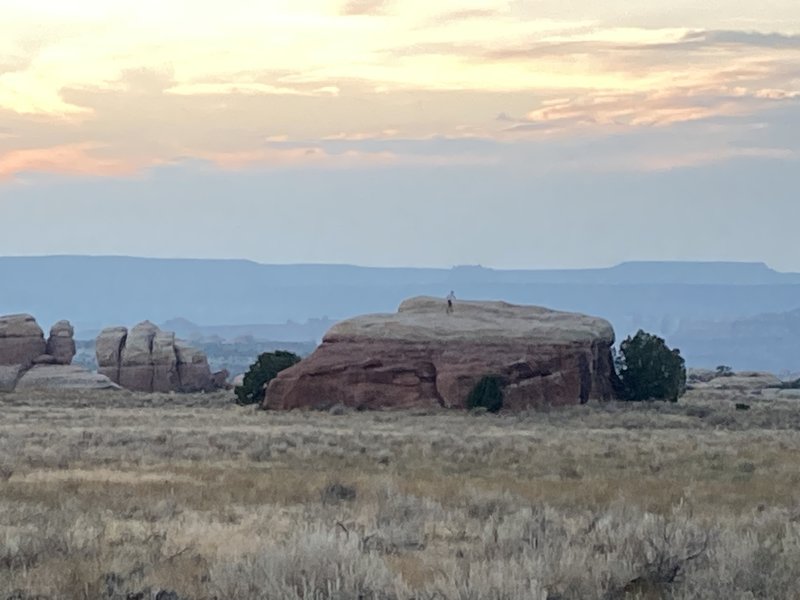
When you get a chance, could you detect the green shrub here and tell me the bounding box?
[615,330,686,402]
[466,376,504,413]
[235,351,301,405]
[716,365,734,378]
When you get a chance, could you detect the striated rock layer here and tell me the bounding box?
[265,297,618,411]
[96,321,219,393]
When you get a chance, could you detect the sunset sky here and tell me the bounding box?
[1,0,799,268]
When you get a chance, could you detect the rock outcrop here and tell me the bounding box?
[0,314,46,367]
[690,371,782,391]
[96,322,222,392]
[96,326,128,383]
[0,314,117,392]
[16,365,121,391]
[265,297,617,411]
[46,320,76,365]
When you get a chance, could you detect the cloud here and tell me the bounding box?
[429,8,504,25]
[681,30,800,49]
[2,71,798,179]
[0,143,136,180]
[0,57,31,76]
[1,1,799,179]
[339,0,390,16]
[499,88,774,133]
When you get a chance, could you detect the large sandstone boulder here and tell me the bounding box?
[45,320,76,365]
[119,321,160,392]
[175,340,214,392]
[265,297,618,411]
[16,365,120,391]
[0,314,117,393]
[0,314,46,368]
[96,326,128,383]
[96,322,220,393]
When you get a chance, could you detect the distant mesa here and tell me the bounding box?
[264,296,618,411]
[96,321,228,393]
[0,313,117,392]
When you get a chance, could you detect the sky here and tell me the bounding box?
[1,0,799,269]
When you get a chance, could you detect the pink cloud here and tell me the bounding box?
[0,143,141,180]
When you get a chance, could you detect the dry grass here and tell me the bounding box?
[2,387,800,599]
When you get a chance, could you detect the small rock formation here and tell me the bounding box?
[46,320,76,365]
[0,313,116,392]
[265,297,618,411]
[690,370,782,391]
[16,365,121,391]
[0,314,46,368]
[211,368,230,390]
[96,321,223,392]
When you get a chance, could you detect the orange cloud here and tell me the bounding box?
[196,145,496,170]
[0,143,140,180]
[1,2,798,178]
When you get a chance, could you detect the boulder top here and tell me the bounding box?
[0,314,44,338]
[325,296,615,345]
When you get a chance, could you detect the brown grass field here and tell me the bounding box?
[2,387,800,599]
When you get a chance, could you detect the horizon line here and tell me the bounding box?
[0,254,782,272]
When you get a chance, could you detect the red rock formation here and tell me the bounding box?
[265,297,618,410]
[96,322,222,393]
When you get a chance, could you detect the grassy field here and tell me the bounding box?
[2,387,800,599]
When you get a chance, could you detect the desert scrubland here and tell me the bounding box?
[2,389,800,599]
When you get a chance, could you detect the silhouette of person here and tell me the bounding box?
[446,290,456,314]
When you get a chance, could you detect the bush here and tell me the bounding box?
[466,376,504,413]
[716,365,734,378]
[234,351,301,405]
[615,330,686,402]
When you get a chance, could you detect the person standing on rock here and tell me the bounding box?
[446,291,456,314]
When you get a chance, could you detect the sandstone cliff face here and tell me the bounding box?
[265,297,618,410]
[96,322,218,393]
